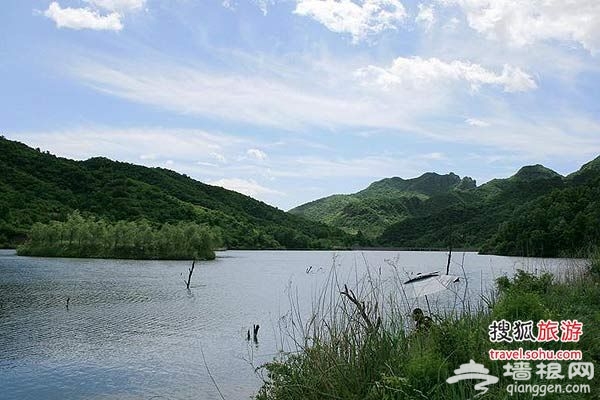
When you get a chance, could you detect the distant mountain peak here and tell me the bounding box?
[512,164,562,181]
[362,172,462,196]
[458,176,477,190]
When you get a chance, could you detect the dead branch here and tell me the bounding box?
[186,259,196,289]
[340,284,380,333]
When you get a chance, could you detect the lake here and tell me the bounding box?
[0,249,583,400]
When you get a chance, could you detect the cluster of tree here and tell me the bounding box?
[17,212,219,260]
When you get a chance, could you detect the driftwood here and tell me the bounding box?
[340,284,381,332]
[186,260,196,289]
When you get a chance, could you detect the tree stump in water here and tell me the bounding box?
[186,260,196,289]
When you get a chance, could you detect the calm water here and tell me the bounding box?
[0,250,582,400]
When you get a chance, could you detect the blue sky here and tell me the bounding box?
[1,1,600,210]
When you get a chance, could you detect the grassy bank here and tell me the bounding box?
[257,254,600,399]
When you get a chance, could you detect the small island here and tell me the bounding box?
[17,211,218,260]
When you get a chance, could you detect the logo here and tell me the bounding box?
[446,360,499,398]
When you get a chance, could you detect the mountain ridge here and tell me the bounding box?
[289,171,475,237]
[2,136,599,257]
[292,159,599,256]
[0,136,351,249]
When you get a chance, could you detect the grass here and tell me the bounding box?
[256,252,600,400]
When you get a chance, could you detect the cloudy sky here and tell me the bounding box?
[2,1,599,209]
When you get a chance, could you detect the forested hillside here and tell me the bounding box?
[0,137,351,250]
[294,162,600,257]
[377,165,565,250]
[480,159,600,256]
[290,172,476,237]
[3,136,599,257]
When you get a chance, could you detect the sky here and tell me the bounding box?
[1,0,600,210]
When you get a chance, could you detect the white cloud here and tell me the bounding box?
[355,56,537,92]
[222,0,236,11]
[210,152,227,163]
[221,0,274,15]
[294,0,407,43]
[421,152,446,160]
[440,0,600,54]
[197,161,218,167]
[71,57,421,131]
[72,53,532,134]
[209,178,283,197]
[44,2,123,31]
[65,54,600,162]
[442,16,460,31]
[415,3,435,31]
[255,0,275,15]
[466,118,490,127]
[422,114,600,159]
[247,148,268,161]
[84,0,145,12]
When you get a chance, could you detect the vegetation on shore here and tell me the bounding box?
[256,253,600,399]
[17,211,219,260]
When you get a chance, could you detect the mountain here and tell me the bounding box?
[378,166,566,251]
[511,164,563,182]
[480,160,600,257]
[3,135,599,257]
[292,159,600,257]
[289,172,476,237]
[0,137,351,249]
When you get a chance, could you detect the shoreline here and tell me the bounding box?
[2,247,590,261]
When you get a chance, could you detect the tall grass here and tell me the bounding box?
[257,253,600,400]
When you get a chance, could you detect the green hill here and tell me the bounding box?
[292,160,600,257]
[480,160,600,256]
[289,172,475,237]
[378,162,600,256]
[0,136,351,250]
[378,166,566,251]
